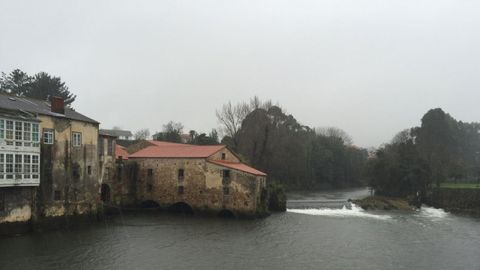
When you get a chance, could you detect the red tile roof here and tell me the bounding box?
[208,160,267,176]
[129,141,226,158]
[116,145,129,160]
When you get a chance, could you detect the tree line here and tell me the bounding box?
[148,97,368,190]
[215,97,368,190]
[365,108,480,199]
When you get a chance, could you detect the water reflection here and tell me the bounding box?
[0,188,479,270]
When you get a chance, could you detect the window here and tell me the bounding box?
[24,155,30,178]
[98,137,104,155]
[87,166,92,175]
[6,154,13,179]
[178,186,184,194]
[32,123,39,143]
[15,155,22,179]
[222,170,231,185]
[147,184,153,192]
[178,169,184,180]
[15,121,22,146]
[221,153,226,160]
[72,163,80,180]
[6,120,13,145]
[117,167,122,182]
[148,169,153,176]
[0,154,3,179]
[72,132,82,147]
[223,187,230,195]
[32,155,39,179]
[0,153,38,180]
[54,190,61,201]
[23,122,32,146]
[107,139,113,156]
[43,129,54,144]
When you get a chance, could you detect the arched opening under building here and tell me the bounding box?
[100,184,111,203]
[139,200,160,209]
[218,209,236,219]
[168,202,194,215]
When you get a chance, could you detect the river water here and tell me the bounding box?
[1,188,479,270]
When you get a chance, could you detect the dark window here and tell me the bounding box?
[222,170,231,185]
[178,169,184,180]
[87,166,92,175]
[98,137,104,155]
[178,186,184,194]
[54,190,61,201]
[148,169,153,176]
[72,163,80,180]
[221,153,226,160]
[107,139,114,156]
[0,192,5,212]
[223,187,230,195]
[147,184,153,192]
[117,167,122,181]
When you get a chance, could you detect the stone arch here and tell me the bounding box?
[218,209,236,219]
[139,200,160,209]
[168,202,194,215]
[100,184,111,203]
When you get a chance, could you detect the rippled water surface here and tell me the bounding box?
[1,188,479,270]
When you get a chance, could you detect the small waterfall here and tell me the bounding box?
[287,200,391,220]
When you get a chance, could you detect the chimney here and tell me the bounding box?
[51,96,65,114]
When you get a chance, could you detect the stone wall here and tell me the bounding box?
[428,188,480,214]
[0,187,36,234]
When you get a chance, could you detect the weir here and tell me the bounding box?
[287,199,351,209]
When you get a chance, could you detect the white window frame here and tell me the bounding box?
[43,129,54,144]
[32,123,39,144]
[72,132,82,147]
[0,119,4,139]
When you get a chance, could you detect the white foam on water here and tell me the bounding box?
[418,206,448,220]
[287,203,391,220]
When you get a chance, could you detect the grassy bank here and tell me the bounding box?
[438,183,480,189]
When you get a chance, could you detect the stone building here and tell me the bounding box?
[0,94,101,232]
[121,140,268,217]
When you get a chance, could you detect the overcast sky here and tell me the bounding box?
[1,0,479,147]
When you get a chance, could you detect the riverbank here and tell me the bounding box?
[2,188,479,270]
[427,188,480,215]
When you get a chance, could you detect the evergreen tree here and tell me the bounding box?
[0,69,76,105]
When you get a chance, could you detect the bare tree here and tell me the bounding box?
[316,127,353,145]
[134,128,150,140]
[391,129,413,144]
[216,101,249,141]
[216,96,274,146]
[163,121,184,134]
